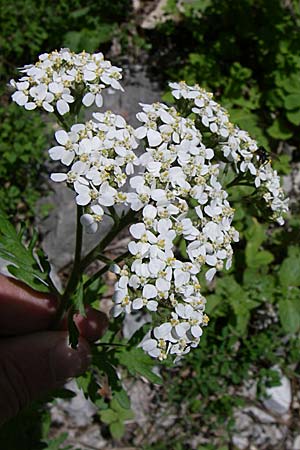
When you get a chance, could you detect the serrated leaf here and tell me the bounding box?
[117,347,162,384]
[0,210,50,292]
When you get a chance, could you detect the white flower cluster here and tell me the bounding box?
[170,81,289,224]
[10,50,289,362]
[113,102,239,360]
[10,48,123,115]
[49,111,138,233]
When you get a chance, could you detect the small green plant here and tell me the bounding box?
[148,0,300,150]
[0,103,47,220]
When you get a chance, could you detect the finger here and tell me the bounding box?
[0,274,57,336]
[74,306,108,342]
[0,331,90,426]
[0,274,108,341]
[58,307,108,342]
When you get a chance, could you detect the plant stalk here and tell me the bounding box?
[83,251,130,290]
[52,205,83,327]
[80,209,136,271]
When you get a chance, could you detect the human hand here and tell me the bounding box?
[0,274,108,426]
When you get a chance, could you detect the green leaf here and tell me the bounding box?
[278,298,300,333]
[117,347,162,384]
[100,409,118,424]
[110,398,134,420]
[246,248,274,269]
[267,118,293,140]
[284,93,300,110]
[114,389,131,410]
[279,256,300,287]
[110,421,125,440]
[205,294,222,315]
[286,109,300,126]
[0,210,50,292]
[245,219,274,268]
[42,432,80,450]
[71,280,86,316]
[278,73,300,94]
[68,314,80,349]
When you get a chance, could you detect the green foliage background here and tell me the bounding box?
[147,0,300,152]
[0,0,300,448]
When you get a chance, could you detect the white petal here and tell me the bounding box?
[130,223,146,239]
[191,325,203,338]
[76,193,91,206]
[24,102,36,110]
[135,126,147,139]
[154,323,172,339]
[147,129,163,147]
[132,298,143,310]
[49,146,64,160]
[82,92,95,107]
[55,130,69,147]
[61,151,75,166]
[143,284,157,299]
[95,93,103,107]
[50,173,67,182]
[142,339,157,352]
[147,300,158,311]
[143,204,157,220]
[57,99,69,115]
[205,267,216,282]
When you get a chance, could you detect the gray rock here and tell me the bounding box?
[127,379,152,427]
[36,183,113,270]
[243,406,275,424]
[293,435,300,450]
[123,311,151,339]
[263,370,292,415]
[232,435,249,450]
[50,380,97,428]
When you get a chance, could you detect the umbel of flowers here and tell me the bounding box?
[10,48,123,115]
[10,50,289,361]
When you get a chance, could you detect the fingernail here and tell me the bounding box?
[50,336,91,383]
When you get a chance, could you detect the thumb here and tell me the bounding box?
[0,331,90,426]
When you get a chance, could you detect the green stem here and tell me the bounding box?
[83,251,130,290]
[226,173,246,189]
[53,110,70,131]
[80,209,136,271]
[52,205,83,327]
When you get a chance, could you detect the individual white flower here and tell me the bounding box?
[82,83,105,107]
[80,205,104,233]
[132,284,158,312]
[49,129,79,166]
